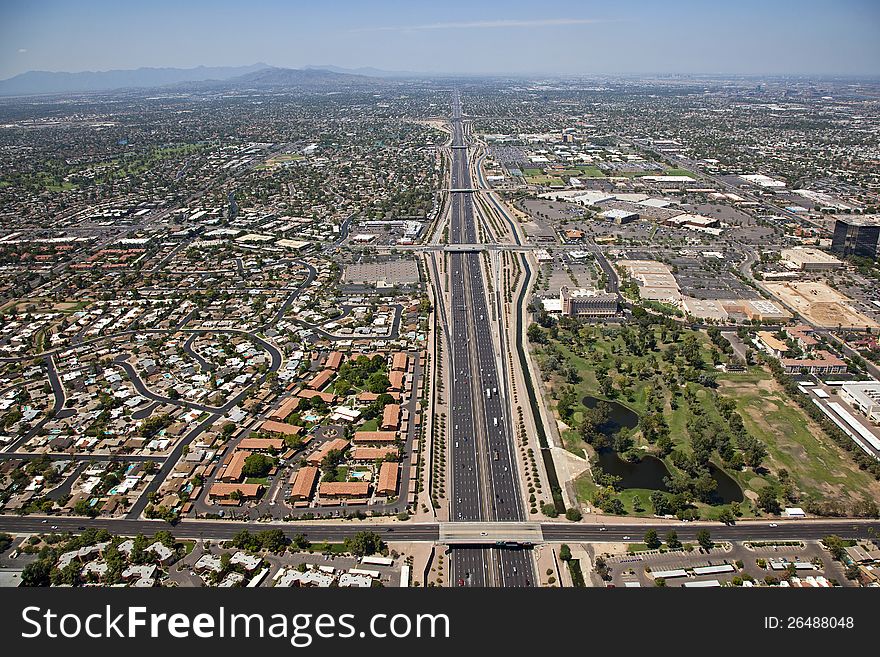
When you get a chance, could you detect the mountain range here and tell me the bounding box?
[0,63,417,96]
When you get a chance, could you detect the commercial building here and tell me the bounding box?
[840,381,880,423]
[665,213,719,229]
[780,248,843,271]
[599,208,638,224]
[831,216,880,258]
[560,287,619,317]
[617,259,682,305]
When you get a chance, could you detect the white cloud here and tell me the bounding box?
[18,48,27,54]
[351,18,611,33]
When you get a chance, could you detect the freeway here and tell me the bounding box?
[446,90,535,587]
[1,516,878,546]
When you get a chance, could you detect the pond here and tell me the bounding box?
[581,396,639,433]
[595,448,671,490]
[706,463,744,504]
[584,396,744,503]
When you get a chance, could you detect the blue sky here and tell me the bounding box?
[1,0,878,78]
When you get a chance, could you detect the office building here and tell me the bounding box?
[560,287,618,316]
[831,216,880,258]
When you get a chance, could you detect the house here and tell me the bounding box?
[376,462,399,496]
[208,482,263,502]
[391,352,408,372]
[781,351,847,375]
[268,396,300,421]
[289,466,319,501]
[306,438,350,465]
[297,389,337,404]
[381,403,400,431]
[785,325,819,350]
[353,431,398,445]
[220,450,252,482]
[350,447,398,462]
[238,437,284,451]
[325,351,344,371]
[258,420,302,437]
[388,371,405,392]
[757,331,789,358]
[307,369,334,391]
[318,481,370,499]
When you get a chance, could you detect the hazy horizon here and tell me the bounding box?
[2,0,879,80]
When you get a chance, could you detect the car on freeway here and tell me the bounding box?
[622,536,631,540]
[769,523,778,527]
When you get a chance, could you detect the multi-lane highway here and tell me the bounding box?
[446,91,535,587]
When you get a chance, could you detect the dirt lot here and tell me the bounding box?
[764,281,880,329]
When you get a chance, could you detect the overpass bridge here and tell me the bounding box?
[439,522,543,545]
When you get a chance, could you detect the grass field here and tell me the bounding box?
[717,371,880,504]
[660,168,696,178]
[557,166,606,178]
[358,418,379,432]
[525,175,565,186]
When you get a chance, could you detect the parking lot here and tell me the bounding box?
[605,541,852,588]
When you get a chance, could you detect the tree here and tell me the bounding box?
[21,560,51,587]
[665,531,682,550]
[541,503,559,518]
[527,323,546,344]
[344,531,385,557]
[717,508,736,525]
[650,490,673,516]
[559,544,572,562]
[290,533,311,551]
[696,529,714,551]
[241,453,274,478]
[74,498,99,518]
[565,507,582,522]
[644,529,661,550]
[822,535,847,561]
[757,486,781,515]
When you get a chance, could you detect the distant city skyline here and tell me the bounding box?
[1,0,879,80]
